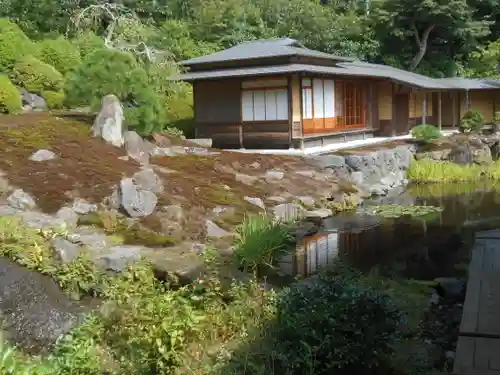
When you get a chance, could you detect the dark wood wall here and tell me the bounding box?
[193,77,292,149]
[194,79,242,148]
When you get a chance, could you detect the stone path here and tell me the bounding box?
[454,229,500,374]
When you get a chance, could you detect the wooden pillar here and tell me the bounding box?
[238,124,243,149]
[466,90,470,109]
[422,92,427,124]
[438,91,442,131]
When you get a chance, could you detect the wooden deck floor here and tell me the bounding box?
[454,229,500,374]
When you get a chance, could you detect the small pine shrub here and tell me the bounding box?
[65,49,166,134]
[38,37,82,75]
[271,275,403,375]
[43,90,65,109]
[0,19,37,72]
[10,56,63,95]
[0,75,22,114]
[411,124,441,142]
[459,109,484,133]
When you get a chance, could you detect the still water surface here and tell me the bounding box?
[278,182,500,279]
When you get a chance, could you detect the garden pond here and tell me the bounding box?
[278,181,500,280]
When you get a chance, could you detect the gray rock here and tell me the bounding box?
[187,139,212,148]
[297,196,315,207]
[20,212,66,231]
[71,199,97,215]
[132,168,163,193]
[369,184,388,196]
[119,178,157,217]
[0,205,20,216]
[162,205,184,222]
[206,219,232,238]
[95,245,142,272]
[244,196,265,210]
[434,277,466,298]
[294,221,319,238]
[19,89,47,111]
[124,131,153,165]
[294,170,316,178]
[211,206,236,217]
[52,237,80,264]
[92,94,124,147]
[0,258,87,353]
[67,228,112,252]
[29,149,57,162]
[305,154,346,169]
[265,170,285,181]
[7,189,36,210]
[235,173,258,185]
[273,203,305,222]
[350,171,364,185]
[305,208,333,219]
[190,242,207,255]
[0,171,11,194]
[186,147,220,156]
[170,146,187,155]
[448,144,474,165]
[56,207,78,228]
[150,147,176,157]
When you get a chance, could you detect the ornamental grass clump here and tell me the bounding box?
[234,213,295,271]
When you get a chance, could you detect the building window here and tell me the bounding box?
[241,78,289,122]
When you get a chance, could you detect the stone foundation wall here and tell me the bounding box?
[304,145,417,196]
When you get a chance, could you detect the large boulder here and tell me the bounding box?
[0,258,88,353]
[92,95,124,147]
[118,178,158,217]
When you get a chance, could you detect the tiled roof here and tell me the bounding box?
[177,38,500,90]
[181,38,353,66]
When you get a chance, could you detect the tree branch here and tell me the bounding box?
[409,23,435,71]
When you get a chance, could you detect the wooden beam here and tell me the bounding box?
[422,91,427,124]
[438,91,442,131]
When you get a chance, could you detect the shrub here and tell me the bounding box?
[271,275,402,374]
[459,109,484,133]
[10,56,63,95]
[38,37,82,75]
[0,75,22,114]
[43,90,65,109]
[65,49,166,134]
[411,124,441,142]
[0,19,37,72]
[234,213,295,271]
[72,31,106,58]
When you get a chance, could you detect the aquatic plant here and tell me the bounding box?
[358,204,443,219]
[234,213,295,271]
[407,159,500,183]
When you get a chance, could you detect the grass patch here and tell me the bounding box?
[407,159,500,183]
[78,211,179,247]
[234,213,295,271]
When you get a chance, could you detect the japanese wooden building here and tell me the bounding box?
[176,38,500,150]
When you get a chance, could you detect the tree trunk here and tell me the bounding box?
[409,23,435,71]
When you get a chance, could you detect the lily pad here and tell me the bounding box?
[358,204,443,219]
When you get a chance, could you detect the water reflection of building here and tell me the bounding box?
[278,214,435,278]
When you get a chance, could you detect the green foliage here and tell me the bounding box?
[0,74,22,114]
[65,49,166,134]
[459,109,484,133]
[234,213,295,271]
[0,18,37,72]
[271,273,403,374]
[407,159,500,182]
[411,124,441,142]
[71,32,105,58]
[494,110,500,124]
[42,90,65,109]
[38,37,81,75]
[10,56,63,95]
